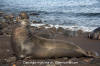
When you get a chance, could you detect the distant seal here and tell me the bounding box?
[11,13,90,59]
[88,27,100,40]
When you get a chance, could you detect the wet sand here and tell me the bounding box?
[66,36,100,56]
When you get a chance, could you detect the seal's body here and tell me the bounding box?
[11,19,89,59]
[11,12,89,59]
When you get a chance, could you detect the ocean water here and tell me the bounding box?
[0,0,100,31]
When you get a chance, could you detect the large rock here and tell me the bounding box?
[0,24,3,35]
[93,27,100,32]
[3,14,14,21]
[30,12,40,16]
[32,20,42,24]
[0,15,16,36]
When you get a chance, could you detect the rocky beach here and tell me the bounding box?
[0,11,100,66]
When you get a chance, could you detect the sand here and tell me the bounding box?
[0,31,100,66]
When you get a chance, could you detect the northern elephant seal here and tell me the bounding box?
[11,13,90,59]
[88,27,100,40]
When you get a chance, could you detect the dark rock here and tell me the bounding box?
[3,14,14,21]
[57,27,64,31]
[93,27,100,32]
[0,23,3,30]
[2,26,12,36]
[0,18,16,36]
[0,31,3,35]
[0,24,3,35]
[32,20,42,24]
[3,14,15,24]
[30,12,40,16]
[0,59,7,64]
[0,22,8,35]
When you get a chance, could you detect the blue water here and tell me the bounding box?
[0,0,100,27]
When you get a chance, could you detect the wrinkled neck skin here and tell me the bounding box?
[13,19,44,48]
[19,20,30,28]
[13,20,30,42]
[14,20,39,42]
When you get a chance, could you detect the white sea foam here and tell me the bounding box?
[31,24,97,32]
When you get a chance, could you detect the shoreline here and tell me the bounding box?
[0,10,98,32]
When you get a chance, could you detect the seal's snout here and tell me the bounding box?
[19,12,29,19]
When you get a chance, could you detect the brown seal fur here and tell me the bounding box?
[11,17,89,59]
